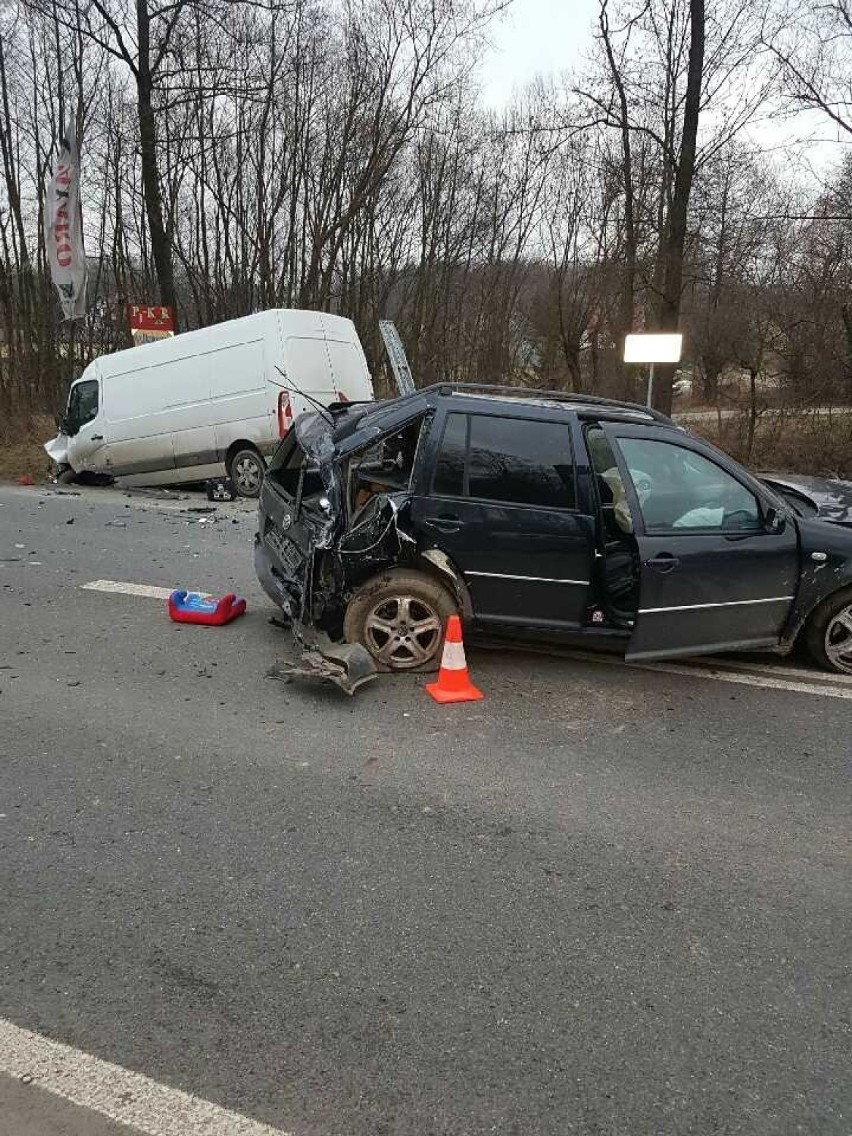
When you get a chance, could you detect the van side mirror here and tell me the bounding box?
[764,506,786,534]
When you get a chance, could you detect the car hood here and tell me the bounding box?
[760,473,852,527]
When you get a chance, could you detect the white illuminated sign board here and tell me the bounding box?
[623,333,683,364]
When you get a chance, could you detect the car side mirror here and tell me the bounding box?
[764,506,786,534]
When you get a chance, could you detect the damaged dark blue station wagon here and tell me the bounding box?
[254,384,852,675]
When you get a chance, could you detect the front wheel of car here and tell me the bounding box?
[803,586,852,674]
[343,569,458,672]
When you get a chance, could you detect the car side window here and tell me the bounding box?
[67,379,99,430]
[433,412,468,496]
[616,437,761,533]
[432,412,576,510]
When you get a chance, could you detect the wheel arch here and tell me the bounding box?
[225,438,264,466]
[415,549,474,620]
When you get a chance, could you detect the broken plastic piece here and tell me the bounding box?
[267,637,377,695]
[168,590,247,626]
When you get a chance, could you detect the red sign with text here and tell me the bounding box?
[127,305,174,346]
[127,305,174,333]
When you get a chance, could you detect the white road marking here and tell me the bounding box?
[0,1018,290,1136]
[82,580,181,600]
[557,649,852,701]
[631,658,852,700]
[697,655,852,687]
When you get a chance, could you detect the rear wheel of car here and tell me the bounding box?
[343,569,458,671]
[803,586,852,674]
[228,446,265,498]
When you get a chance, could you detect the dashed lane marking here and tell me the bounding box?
[0,1017,290,1136]
[82,580,190,600]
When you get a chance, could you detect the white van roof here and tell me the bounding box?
[81,309,361,380]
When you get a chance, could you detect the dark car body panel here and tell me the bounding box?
[599,422,802,659]
[779,517,852,644]
[254,384,852,665]
[760,474,852,528]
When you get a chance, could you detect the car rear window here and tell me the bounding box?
[268,437,324,499]
[433,412,576,510]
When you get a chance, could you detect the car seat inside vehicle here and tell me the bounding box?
[349,418,426,516]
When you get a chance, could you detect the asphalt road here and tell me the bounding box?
[1,482,850,1136]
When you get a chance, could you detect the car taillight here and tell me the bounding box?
[277,391,293,437]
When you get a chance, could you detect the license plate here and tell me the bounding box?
[266,524,305,576]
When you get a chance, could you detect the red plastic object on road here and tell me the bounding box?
[167,590,246,626]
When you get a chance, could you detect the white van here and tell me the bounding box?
[44,309,374,496]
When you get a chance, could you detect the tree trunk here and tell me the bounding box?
[744,366,758,461]
[841,301,852,403]
[653,0,705,415]
[136,0,178,326]
[599,1,637,398]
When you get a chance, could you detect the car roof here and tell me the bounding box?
[334,382,673,441]
[445,390,662,424]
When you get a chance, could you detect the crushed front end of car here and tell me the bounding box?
[255,403,429,691]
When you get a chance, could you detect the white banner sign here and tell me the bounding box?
[43,119,88,321]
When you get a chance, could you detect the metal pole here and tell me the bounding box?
[647,362,655,408]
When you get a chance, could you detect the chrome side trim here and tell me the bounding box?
[466,571,589,586]
[639,596,794,614]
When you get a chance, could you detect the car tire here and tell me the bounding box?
[227,447,265,498]
[803,585,852,674]
[343,569,458,672]
[56,468,77,485]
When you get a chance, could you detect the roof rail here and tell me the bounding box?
[427,382,673,423]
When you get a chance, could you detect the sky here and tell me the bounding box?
[478,0,599,107]
[476,0,846,184]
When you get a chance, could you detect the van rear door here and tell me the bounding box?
[321,314,374,402]
[282,335,337,407]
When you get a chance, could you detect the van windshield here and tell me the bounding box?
[66,379,99,434]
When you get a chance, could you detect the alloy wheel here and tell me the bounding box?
[364,594,443,669]
[825,603,852,674]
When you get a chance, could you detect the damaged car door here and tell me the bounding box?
[410,408,596,630]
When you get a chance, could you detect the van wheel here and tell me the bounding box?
[56,468,77,485]
[343,569,457,672]
[228,447,265,498]
[803,586,852,674]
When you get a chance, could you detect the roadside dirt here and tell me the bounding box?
[0,417,53,483]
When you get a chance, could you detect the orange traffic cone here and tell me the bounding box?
[425,614,483,704]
